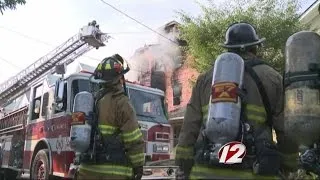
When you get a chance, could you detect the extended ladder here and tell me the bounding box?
[0,21,109,104]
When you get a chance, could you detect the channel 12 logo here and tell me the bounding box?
[218,141,246,164]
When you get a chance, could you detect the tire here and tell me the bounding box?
[3,169,18,180]
[0,170,4,180]
[30,149,50,180]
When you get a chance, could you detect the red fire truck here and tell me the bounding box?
[0,21,171,180]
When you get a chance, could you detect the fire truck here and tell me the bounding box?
[0,21,173,180]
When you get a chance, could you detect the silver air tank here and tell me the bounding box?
[205,52,245,145]
[284,31,320,147]
[70,91,94,158]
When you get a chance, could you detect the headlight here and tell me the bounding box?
[156,146,163,151]
[153,144,169,153]
[163,146,169,151]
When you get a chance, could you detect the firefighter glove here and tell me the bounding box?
[176,167,187,180]
[133,166,143,180]
[253,142,281,175]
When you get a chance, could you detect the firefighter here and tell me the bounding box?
[76,54,145,180]
[175,22,299,179]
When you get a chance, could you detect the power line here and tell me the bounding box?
[0,56,21,69]
[0,25,53,46]
[99,0,180,46]
[0,25,155,74]
[111,30,152,34]
[0,25,102,62]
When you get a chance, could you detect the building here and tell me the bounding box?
[299,0,320,33]
[129,21,199,152]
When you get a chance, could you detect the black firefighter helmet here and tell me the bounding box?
[220,22,265,49]
[93,54,130,83]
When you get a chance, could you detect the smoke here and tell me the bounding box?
[154,24,182,71]
[126,22,183,83]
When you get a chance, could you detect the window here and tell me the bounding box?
[2,89,30,114]
[129,88,168,124]
[31,84,43,120]
[71,79,99,110]
[54,82,67,113]
[172,78,182,106]
[155,132,169,140]
[72,79,91,95]
[41,92,49,117]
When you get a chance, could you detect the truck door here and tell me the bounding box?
[49,79,72,175]
[24,83,48,170]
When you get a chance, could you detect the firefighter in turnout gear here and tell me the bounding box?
[76,54,145,180]
[175,22,299,179]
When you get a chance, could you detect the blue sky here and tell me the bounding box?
[0,0,316,84]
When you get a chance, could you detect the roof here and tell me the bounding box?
[159,20,181,33]
[133,43,161,55]
[164,20,180,28]
[299,0,320,21]
[78,63,96,72]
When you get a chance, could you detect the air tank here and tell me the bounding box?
[204,52,244,145]
[284,31,320,147]
[70,91,94,153]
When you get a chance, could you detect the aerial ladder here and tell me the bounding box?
[0,20,110,106]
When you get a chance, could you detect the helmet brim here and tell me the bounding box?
[219,38,266,49]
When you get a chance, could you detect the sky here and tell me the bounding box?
[0,0,317,85]
[0,0,205,84]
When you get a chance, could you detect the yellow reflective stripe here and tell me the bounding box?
[122,128,143,143]
[202,105,208,123]
[175,146,194,159]
[246,104,267,123]
[99,124,118,135]
[247,114,266,123]
[175,153,193,160]
[190,165,279,179]
[129,153,145,165]
[79,164,132,177]
[176,146,194,154]
[97,63,102,70]
[105,63,111,69]
[203,104,266,124]
[247,104,266,115]
[202,105,208,114]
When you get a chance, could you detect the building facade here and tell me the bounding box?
[299,0,320,33]
[129,21,199,153]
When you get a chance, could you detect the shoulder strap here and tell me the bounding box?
[244,59,273,128]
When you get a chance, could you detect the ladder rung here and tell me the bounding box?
[0,35,88,99]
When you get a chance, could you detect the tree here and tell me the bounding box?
[177,0,307,73]
[0,0,26,14]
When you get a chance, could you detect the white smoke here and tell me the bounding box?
[126,21,183,82]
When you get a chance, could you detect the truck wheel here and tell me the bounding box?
[31,149,50,180]
[3,169,18,180]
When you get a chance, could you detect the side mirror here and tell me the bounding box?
[53,102,64,112]
[54,80,64,103]
[55,64,66,75]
